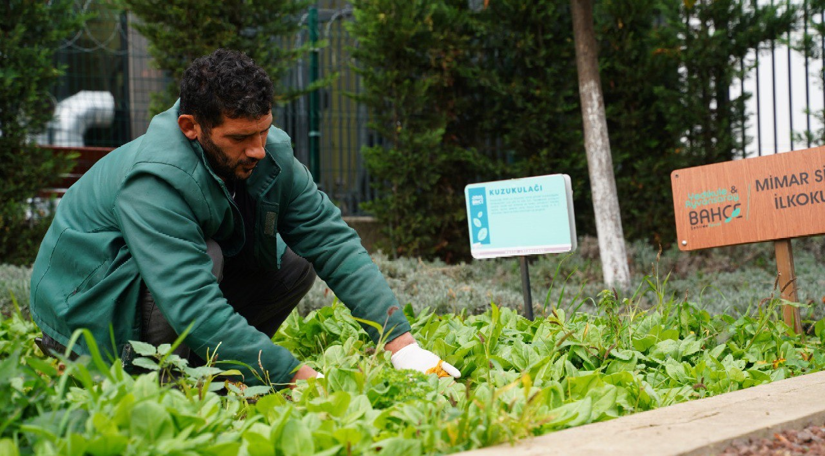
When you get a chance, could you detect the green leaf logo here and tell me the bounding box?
[724,207,741,223]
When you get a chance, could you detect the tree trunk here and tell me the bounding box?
[570,0,630,288]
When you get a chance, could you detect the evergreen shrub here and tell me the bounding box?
[348,0,496,261]
[350,0,794,258]
[0,0,83,265]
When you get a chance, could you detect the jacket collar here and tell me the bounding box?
[246,136,281,200]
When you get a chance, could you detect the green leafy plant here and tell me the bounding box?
[4,261,825,454]
[368,368,433,409]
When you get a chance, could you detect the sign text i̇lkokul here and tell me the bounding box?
[672,146,825,250]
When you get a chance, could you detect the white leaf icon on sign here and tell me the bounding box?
[478,212,483,217]
[477,228,488,241]
[473,218,482,227]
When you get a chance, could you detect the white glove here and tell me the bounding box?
[390,343,461,378]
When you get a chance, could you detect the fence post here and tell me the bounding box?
[308,5,321,183]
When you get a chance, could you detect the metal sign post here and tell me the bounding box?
[519,257,534,321]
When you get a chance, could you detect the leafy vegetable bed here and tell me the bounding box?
[3,288,825,456]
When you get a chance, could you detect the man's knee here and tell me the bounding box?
[280,248,316,294]
[294,259,317,297]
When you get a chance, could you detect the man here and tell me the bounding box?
[31,49,459,387]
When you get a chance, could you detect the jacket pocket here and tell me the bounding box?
[66,259,110,306]
[254,201,280,268]
[35,229,105,311]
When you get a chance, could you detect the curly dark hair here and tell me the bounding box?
[179,49,274,131]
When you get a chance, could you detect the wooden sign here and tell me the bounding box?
[672,146,825,251]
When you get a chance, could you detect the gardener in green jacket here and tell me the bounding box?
[30,49,459,388]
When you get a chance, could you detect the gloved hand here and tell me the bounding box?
[390,343,461,378]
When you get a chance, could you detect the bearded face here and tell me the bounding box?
[195,113,273,182]
[199,130,261,182]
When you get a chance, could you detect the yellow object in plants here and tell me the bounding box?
[426,360,452,378]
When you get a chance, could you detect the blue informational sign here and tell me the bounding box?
[464,174,577,259]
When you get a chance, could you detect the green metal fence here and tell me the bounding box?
[46,0,372,215]
[48,2,162,148]
[277,1,377,215]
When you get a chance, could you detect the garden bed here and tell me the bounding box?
[3,282,825,454]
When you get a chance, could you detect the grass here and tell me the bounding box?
[302,235,825,320]
[4,235,825,321]
[0,264,32,317]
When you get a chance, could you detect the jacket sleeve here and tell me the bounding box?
[277,158,411,343]
[114,166,301,387]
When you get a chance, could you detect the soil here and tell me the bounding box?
[718,423,825,455]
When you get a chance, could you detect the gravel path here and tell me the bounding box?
[718,424,825,455]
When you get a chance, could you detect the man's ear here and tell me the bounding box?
[177,114,200,140]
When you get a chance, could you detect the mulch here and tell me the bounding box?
[718,423,825,455]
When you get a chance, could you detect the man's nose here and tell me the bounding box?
[246,140,266,160]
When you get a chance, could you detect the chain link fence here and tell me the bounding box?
[278,0,377,214]
[40,0,372,215]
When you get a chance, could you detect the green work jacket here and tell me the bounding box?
[30,102,410,386]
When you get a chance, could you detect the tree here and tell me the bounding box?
[596,0,683,245]
[571,0,630,288]
[473,0,588,229]
[0,0,83,265]
[596,0,793,245]
[348,0,494,261]
[123,0,332,115]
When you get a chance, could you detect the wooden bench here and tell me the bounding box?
[40,145,114,198]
